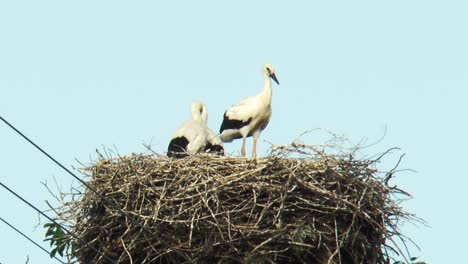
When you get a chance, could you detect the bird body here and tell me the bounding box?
[220,95,271,141]
[219,64,279,158]
[168,101,223,158]
[169,120,208,155]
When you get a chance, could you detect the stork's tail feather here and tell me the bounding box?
[220,130,243,142]
[204,142,224,156]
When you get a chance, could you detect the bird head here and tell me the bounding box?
[263,64,280,85]
[191,100,208,123]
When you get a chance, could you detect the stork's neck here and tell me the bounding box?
[201,109,208,124]
[192,113,202,122]
[260,73,272,102]
[192,107,208,124]
[191,109,202,122]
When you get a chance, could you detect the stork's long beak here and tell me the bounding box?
[270,73,280,85]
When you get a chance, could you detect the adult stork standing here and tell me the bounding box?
[168,101,223,158]
[219,64,279,158]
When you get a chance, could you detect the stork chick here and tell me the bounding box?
[168,101,209,158]
[168,101,223,158]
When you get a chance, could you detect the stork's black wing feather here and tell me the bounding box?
[167,137,189,158]
[219,112,252,133]
[204,143,224,156]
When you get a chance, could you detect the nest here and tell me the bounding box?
[61,144,414,263]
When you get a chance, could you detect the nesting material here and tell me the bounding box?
[63,144,413,263]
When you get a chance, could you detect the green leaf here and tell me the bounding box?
[52,228,65,240]
[58,243,66,257]
[56,227,65,237]
[45,227,55,237]
[50,248,57,258]
[44,223,72,259]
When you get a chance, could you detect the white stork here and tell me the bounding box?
[168,101,223,158]
[219,64,279,158]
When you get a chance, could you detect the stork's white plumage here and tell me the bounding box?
[168,101,223,158]
[219,64,279,158]
[168,101,208,158]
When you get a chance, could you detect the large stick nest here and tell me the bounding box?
[61,144,414,263]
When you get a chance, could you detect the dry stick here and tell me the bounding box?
[0,115,191,263]
[384,153,406,185]
[273,161,300,226]
[201,193,225,240]
[252,233,282,252]
[326,217,342,264]
[189,210,198,247]
[121,238,133,264]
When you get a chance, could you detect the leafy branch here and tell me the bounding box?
[43,222,72,259]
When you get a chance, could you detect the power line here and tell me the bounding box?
[0,216,67,264]
[0,181,117,264]
[0,115,191,262]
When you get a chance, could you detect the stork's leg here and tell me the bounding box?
[252,135,258,159]
[241,137,246,157]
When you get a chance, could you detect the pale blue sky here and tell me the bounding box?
[1,1,467,263]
